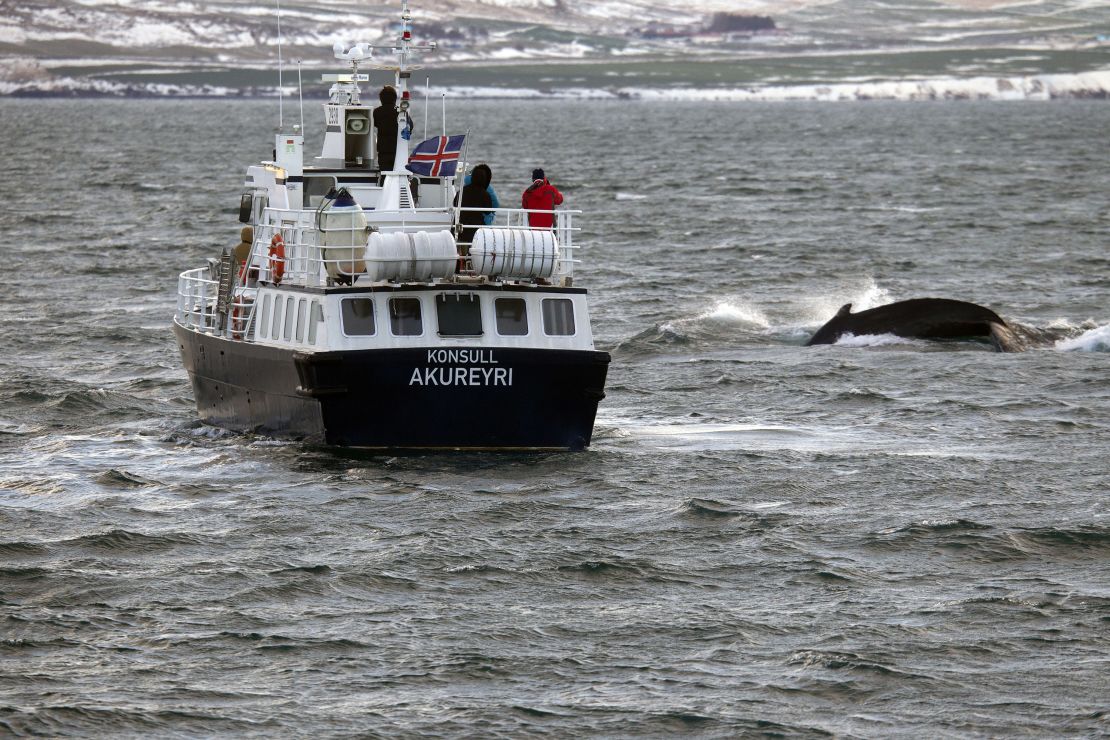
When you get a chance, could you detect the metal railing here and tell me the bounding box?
[175,267,218,332]
[176,204,585,341]
[175,267,257,338]
[245,205,581,288]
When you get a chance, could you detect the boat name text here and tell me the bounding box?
[426,349,499,365]
[409,366,513,387]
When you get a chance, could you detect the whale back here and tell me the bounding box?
[804,303,854,346]
[806,298,1009,347]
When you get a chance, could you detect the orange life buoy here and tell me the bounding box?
[268,234,286,285]
[230,295,254,341]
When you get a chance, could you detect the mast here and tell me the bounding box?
[389,0,435,173]
[276,0,284,130]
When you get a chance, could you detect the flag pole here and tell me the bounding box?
[459,128,471,176]
[454,128,471,242]
[424,76,429,140]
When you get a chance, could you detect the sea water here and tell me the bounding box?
[1,98,1108,736]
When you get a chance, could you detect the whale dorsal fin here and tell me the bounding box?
[836,303,853,317]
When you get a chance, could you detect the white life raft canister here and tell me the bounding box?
[470,228,558,280]
[364,230,458,282]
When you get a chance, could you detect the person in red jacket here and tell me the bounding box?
[521,168,563,228]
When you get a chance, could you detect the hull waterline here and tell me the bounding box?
[174,322,609,451]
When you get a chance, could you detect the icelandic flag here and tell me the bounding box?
[405,134,466,177]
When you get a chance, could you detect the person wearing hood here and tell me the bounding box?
[521,168,563,228]
[372,85,413,172]
[231,226,253,278]
[454,164,494,253]
[464,168,500,225]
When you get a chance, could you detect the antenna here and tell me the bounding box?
[423,76,429,140]
[441,93,446,137]
[297,59,304,132]
[276,0,283,130]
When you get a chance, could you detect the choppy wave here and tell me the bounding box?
[3,99,1109,738]
[1055,324,1110,352]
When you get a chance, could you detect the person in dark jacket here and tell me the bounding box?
[372,85,412,172]
[464,171,500,225]
[454,164,494,253]
[521,168,563,228]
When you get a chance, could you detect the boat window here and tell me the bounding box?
[436,293,482,336]
[238,193,253,223]
[308,301,324,344]
[304,176,337,208]
[284,296,295,339]
[495,298,528,336]
[271,294,283,339]
[389,297,422,336]
[542,298,575,336]
[253,194,268,223]
[295,299,307,341]
[260,294,272,338]
[341,298,376,336]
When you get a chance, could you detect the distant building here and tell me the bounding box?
[634,14,777,40]
[706,13,776,34]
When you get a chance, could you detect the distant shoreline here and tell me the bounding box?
[3,81,1107,102]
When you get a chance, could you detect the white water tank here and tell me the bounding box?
[365,230,458,282]
[470,228,559,280]
[318,191,369,282]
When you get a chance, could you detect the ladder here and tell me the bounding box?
[215,250,234,333]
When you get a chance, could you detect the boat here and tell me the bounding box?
[172,1,609,451]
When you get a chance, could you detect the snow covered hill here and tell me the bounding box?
[1,0,1107,99]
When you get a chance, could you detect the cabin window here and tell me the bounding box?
[308,301,324,344]
[389,297,423,336]
[271,294,283,339]
[253,195,268,223]
[495,298,528,336]
[238,193,253,223]
[542,298,575,336]
[295,299,307,341]
[341,298,376,336]
[304,176,338,208]
[260,294,272,338]
[436,293,482,336]
[283,296,295,339]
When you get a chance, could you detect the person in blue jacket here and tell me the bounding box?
[463,163,499,225]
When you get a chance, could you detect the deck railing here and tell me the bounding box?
[175,267,218,332]
[175,267,259,337]
[247,205,581,288]
[177,204,584,340]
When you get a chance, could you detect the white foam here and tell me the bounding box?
[659,299,770,334]
[834,332,908,348]
[615,192,647,201]
[697,300,771,328]
[805,279,893,328]
[1055,324,1110,352]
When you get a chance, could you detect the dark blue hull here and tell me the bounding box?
[173,323,609,450]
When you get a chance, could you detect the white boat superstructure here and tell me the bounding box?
[172,0,609,450]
